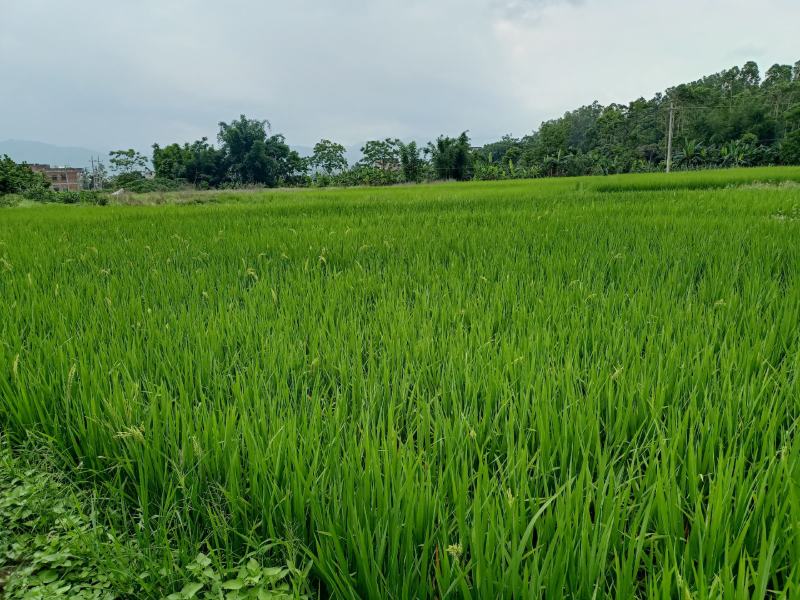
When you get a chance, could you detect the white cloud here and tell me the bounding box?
[0,0,798,151]
[491,0,584,21]
[493,0,800,117]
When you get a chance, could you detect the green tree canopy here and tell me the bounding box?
[428,132,472,181]
[0,155,49,196]
[311,139,348,175]
[399,141,425,182]
[108,149,150,176]
[217,115,304,186]
[359,139,402,171]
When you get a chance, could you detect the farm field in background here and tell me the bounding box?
[2,168,800,598]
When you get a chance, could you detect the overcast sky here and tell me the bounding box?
[1,0,798,152]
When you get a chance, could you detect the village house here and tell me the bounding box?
[27,163,84,191]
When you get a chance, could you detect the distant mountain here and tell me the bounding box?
[0,140,104,169]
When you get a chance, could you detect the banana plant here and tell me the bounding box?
[675,138,704,168]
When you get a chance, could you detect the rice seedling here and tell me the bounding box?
[1,168,799,597]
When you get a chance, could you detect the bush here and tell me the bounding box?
[337,166,402,187]
[59,190,81,204]
[312,173,334,188]
[22,188,109,205]
[0,194,22,208]
[781,130,800,165]
[109,171,146,189]
[90,192,109,206]
[123,177,184,193]
[0,155,50,196]
[23,187,59,202]
[473,164,506,181]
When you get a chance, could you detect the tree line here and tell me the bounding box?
[148,126,474,189]
[3,59,800,199]
[91,125,474,192]
[141,60,800,188]
[474,60,800,179]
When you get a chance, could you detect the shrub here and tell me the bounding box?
[0,194,22,208]
[59,190,81,204]
[89,192,109,206]
[123,177,184,193]
[781,130,800,165]
[473,164,506,181]
[0,155,50,196]
[23,187,59,203]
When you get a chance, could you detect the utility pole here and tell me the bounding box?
[666,102,675,174]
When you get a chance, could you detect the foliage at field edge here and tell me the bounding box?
[0,154,109,205]
[0,438,312,598]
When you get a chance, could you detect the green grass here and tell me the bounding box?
[0,437,310,599]
[0,436,144,598]
[591,166,800,193]
[1,168,800,598]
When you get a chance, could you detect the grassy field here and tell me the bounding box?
[1,168,800,598]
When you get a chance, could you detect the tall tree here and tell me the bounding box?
[151,143,188,180]
[311,139,348,175]
[428,132,472,181]
[399,141,425,182]
[359,139,402,171]
[108,149,150,176]
[217,115,304,186]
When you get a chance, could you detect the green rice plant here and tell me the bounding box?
[0,436,313,598]
[590,166,800,192]
[1,168,799,598]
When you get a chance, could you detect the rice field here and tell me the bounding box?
[2,169,800,598]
